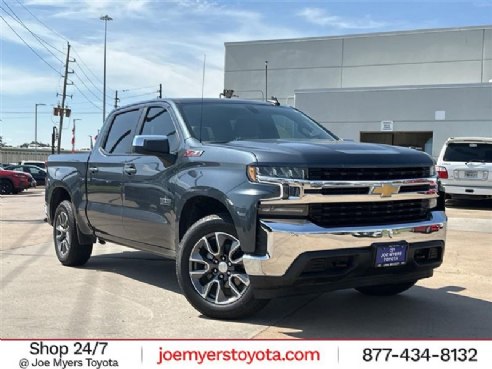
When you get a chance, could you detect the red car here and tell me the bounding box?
[0,169,34,194]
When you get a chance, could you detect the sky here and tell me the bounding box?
[1,0,491,150]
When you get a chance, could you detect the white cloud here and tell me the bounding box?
[0,66,60,95]
[298,7,389,30]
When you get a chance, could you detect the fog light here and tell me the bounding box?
[258,204,308,216]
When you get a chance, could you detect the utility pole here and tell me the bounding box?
[158,83,162,98]
[114,90,119,109]
[57,42,73,154]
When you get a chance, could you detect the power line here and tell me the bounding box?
[121,85,157,92]
[72,72,104,102]
[10,0,114,97]
[71,47,112,92]
[0,2,64,62]
[71,84,103,111]
[14,0,68,43]
[72,61,108,98]
[122,91,158,99]
[1,111,103,115]
[0,15,61,75]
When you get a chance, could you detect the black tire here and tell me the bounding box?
[53,200,93,266]
[176,214,269,320]
[0,179,13,194]
[356,281,416,296]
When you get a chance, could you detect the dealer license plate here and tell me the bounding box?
[374,242,408,268]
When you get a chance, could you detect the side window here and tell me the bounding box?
[103,109,141,154]
[28,167,42,175]
[140,107,179,152]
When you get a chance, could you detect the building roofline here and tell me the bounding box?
[295,82,492,95]
[224,25,492,47]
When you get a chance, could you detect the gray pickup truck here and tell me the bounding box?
[46,98,447,319]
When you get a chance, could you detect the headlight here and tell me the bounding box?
[429,166,436,177]
[247,165,306,182]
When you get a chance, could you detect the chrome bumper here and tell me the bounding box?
[243,211,447,277]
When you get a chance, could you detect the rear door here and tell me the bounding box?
[121,104,181,250]
[86,108,143,238]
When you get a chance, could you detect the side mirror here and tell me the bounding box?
[132,135,170,155]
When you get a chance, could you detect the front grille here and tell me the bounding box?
[308,167,432,181]
[304,184,431,196]
[305,187,370,195]
[309,199,430,227]
[399,184,431,193]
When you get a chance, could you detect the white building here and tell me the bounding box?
[224,26,492,157]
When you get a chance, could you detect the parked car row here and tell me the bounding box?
[0,160,47,195]
[3,165,46,185]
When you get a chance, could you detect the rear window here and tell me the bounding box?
[443,143,492,163]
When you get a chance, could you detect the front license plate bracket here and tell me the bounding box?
[373,242,408,268]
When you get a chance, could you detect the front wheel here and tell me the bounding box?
[53,200,93,266]
[176,214,269,319]
[0,179,13,194]
[356,281,416,296]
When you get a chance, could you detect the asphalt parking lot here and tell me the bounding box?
[1,188,491,339]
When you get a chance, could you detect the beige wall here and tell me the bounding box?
[224,26,492,102]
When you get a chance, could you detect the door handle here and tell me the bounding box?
[124,164,137,175]
[89,167,99,174]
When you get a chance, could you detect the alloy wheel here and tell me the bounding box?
[55,211,71,257]
[189,232,250,305]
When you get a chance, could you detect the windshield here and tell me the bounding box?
[443,142,492,162]
[176,102,338,143]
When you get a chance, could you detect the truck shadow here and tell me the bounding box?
[87,251,491,338]
[253,286,492,339]
[87,251,181,294]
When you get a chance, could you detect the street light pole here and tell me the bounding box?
[265,60,268,101]
[34,103,46,152]
[100,15,113,124]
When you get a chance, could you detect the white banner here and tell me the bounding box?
[1,339,491,369]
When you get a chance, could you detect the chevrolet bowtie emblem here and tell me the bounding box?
[372,183,399,197]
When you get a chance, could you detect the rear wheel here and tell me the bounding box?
[356,281,416,296]
[53,200,93,266]
[177,214,269,319]
[0,179,13,194]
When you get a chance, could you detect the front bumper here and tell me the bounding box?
[243,211,446,297]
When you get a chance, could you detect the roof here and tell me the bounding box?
[446,137,492,143]
[111,98,274,113]
[224,25,492,46]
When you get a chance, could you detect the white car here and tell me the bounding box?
[436,137,492,199]
[20,160,46,169]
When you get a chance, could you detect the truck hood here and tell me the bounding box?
[218,139,434,167]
